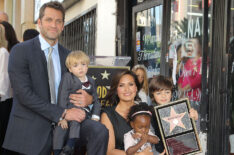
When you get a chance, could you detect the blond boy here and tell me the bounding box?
[53,51,100,155]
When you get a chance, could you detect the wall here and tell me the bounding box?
[65,0,117,56]
[0,0,4,11]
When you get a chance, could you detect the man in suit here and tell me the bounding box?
[2,2,108,155]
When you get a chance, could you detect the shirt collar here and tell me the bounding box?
[39,34,58,51]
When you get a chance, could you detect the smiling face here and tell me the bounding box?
[153,89,172,105]
[117,74,138,103]
[68,60,88,81]
[38,7,64,45]
[130,115,151,135]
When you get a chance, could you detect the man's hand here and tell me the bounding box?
[69,89,93,107]
[65,108,86,123]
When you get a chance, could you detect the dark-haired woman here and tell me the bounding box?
[101,70,153,155]
[0,21,19,51]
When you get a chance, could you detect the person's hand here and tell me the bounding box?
[140,133,148,144]
[65,108,86,123]
[189,108,198,120]
[58,119,68,129]
[69,89,93,107]
[132,132,142,139]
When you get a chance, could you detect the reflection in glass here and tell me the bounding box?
[169,0,208,154]
[135,5,163,78]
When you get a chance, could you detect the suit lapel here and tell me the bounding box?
[58,44,69,75]
[33,37,48,76]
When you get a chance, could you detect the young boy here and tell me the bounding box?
[148,75,198,155]
[53,51,101,155]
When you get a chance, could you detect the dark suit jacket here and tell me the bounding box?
[3,36,70,155]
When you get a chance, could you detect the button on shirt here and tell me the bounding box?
[39,35,61,103]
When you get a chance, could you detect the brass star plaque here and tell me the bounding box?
[154,98,202,155]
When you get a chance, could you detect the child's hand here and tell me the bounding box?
[189,108,198,120]
[132,132,142,139]
[58,119,68,129]
[140,133,148,144]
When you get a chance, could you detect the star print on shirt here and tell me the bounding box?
[162,107,186,133]
[101,70,110,80]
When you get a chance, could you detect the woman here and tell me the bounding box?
[132,65,151,105]
[0,23,13,153]
[101,70,152,155]
[0,21,19,51]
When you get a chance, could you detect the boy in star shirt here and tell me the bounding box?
[53,51,101,155]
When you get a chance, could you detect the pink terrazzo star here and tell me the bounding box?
[162,107,186,133]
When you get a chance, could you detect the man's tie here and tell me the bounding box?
[47,47,56,104]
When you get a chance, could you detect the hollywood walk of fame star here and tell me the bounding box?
[101,70,110,80]
[162,107,186,133]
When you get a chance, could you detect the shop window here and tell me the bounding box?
[59,9,96,56]
[169,0,204,103]
[135,5,163,77]
[168,0,210,153]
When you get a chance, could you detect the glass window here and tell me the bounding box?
[169,0,210,153]
[135,5,163,77]
[169,0,204,104]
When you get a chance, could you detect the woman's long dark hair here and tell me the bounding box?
[0,21,19,52]
[105,70,141,106]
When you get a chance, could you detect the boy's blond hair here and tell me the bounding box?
[65,50,90,69]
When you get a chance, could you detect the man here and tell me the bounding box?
[2,2,108,155]
[0,12,8,22]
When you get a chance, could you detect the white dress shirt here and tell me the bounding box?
[0,47,13,101]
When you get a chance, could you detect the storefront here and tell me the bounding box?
[117,0,234,154]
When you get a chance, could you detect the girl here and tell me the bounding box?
[132,65,151,104]
[124,103,159,155]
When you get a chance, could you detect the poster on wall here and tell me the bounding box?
[154,98,202,155]
[87,66,129,105]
